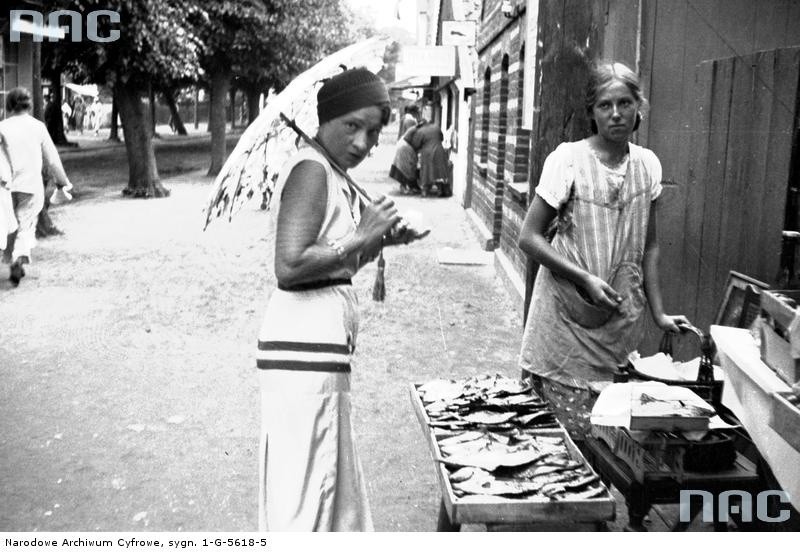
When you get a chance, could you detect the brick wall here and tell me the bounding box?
[468,0,531,279]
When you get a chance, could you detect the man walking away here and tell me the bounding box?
[0,88,74,285]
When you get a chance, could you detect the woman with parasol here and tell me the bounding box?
[256,68,427,531]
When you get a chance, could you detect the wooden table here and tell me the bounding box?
[582,435,761,531]
[409,383,616,531]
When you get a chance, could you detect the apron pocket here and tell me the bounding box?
[552,262,644,329]
[552,272,617,329]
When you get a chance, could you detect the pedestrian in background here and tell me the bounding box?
[90,100,105,135]
[397,104,418,139]
[408,120,450,197]
[61,98,72,132]
[389,118,421,194]
[72,96,85,134]
[516,62,689,440]
[0,87,74,285]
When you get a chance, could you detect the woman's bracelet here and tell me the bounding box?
[332,242,348,264]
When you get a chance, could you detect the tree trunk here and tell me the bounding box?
[193,87,199,129]
[32,42,43,121]
[207,68,231,176]
[228,87,236,129]
[109,94,120,142]
[149,83,157,137]
[162,89,187,135]
[114,81,169,198]
[46,69,70,145]
[246,88,260,125]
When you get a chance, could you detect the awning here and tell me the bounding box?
[65,83,99,97]
[388,75,433,90]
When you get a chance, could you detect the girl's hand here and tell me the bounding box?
[582,273,623,311]
[655,313,691,333]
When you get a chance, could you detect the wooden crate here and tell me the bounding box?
[760,289,800,330]
[768,391,800,452]
[409,383,616,526]
[760,290,800,384]
[760,323,800,384]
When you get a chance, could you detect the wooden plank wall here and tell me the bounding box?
[607,0,800,353]
[529,0,602,191]
[687,48,800,330]
[523,0,603,317]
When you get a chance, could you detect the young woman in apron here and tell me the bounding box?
[517,62,690,439]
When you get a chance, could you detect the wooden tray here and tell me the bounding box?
[768,391,800,452]
[409,383,616,525]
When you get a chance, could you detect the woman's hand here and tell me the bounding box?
[581,273,623,311]
[356,196,401,257]
[384,219,431,246]
[654,313,691,333]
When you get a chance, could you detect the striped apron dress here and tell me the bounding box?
[519,139,662,437]
[257,146,373,532]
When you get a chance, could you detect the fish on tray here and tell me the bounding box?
[460,410,518,425]
[418,379,467,404]
[449,465,606,500]
[442,445,549,471]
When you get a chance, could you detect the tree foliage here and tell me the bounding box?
[189,0,369,174]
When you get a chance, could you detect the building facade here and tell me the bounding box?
[466,0,800,346]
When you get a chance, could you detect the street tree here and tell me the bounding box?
[190,0,363,175]
[61,0,201,197]
[188,0,282,176]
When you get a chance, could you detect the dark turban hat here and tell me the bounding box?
[317,67,390,125]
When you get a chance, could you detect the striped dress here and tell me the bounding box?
[256,145,372,532]
[519,139,663,390]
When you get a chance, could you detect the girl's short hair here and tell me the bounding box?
[585,61,648,133]
[6,87,32,113]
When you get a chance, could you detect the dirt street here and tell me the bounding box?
[0,135,524,531]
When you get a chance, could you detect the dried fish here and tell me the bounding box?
[418,374,609,503]
[418,380,465,404]
[437,431,485,448]
[516,411,557,426]
[556,486,607,500]
[451,472,539,496]
[562,474,601,491]
[449,466,485,483]
[443,447,548,471]
[461,410,518,425]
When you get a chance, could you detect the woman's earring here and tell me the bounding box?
[633,112,642,131]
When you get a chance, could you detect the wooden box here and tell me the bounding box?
[628,385,712,432]
[768,391,800,452]
[760,323,800,384]
[760,289,800,330]
[409,383,615,526]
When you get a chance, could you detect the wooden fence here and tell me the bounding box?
[679,47,800,330]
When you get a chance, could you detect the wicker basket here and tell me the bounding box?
[591,424,736,483]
